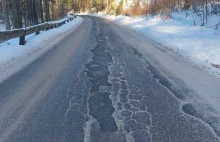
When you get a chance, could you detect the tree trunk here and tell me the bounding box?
[40,0,44,23]
[51,1,55,20]
[26,0,33,26]
[33,0,39,25]
[4,0,11,30]
[205,0,208,24]
[10,0,23,29]
[44,0,50,21]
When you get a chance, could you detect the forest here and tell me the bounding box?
[0,0,68,30]
[0,0,220,30]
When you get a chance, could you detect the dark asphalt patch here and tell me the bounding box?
[85,24,118,132]
[88,92,117,132]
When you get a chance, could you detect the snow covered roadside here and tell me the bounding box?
[89,12,220,76]
[0,17,83,83]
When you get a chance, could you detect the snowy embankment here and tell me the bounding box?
[0,17,83,83]
[90,12,220,75]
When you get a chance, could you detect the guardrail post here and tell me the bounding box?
[19,36,25,45]
[36,26,40,35]
[19,30,26,45]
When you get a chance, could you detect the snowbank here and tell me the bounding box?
[0,17,83,83]
[89,12,220,75]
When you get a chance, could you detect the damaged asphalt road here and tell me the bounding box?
[0,16,219,142]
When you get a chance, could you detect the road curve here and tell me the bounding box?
[0,16,219,142]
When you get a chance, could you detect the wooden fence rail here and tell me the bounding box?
[0,16,75,45]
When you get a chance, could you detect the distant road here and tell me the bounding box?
[0,16,219,142]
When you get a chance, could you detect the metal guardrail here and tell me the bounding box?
[0,16,75,45]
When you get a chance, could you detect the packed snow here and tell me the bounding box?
[0,17,83,83]
[89,11,220,75]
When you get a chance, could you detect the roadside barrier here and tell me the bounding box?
[0,16,76,45]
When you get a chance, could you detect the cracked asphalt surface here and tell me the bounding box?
[0,16,219,142]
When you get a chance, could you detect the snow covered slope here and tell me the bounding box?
[90,11,220,76]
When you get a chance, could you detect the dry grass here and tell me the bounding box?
[211,63,220,70]
[122,6,148,17]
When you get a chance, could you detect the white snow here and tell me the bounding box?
[0,17,83,83]
[89,11,220,76]
[0,24,5,31]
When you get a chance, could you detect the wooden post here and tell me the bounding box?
[19,30,26,45]
[36,31,40,35]
[19,36,25,45]
[36,26,40,35]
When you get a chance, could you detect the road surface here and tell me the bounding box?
[0,16,219,142]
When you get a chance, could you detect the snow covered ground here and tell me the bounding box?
[0,19,5,31]
[0,24,5,31]
[0,17,83,83]
[89,12,220,76]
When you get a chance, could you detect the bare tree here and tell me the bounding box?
[3,0,10,30]
[39,0,44,23]
[10,0,23,28]
[44,0,50,21]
